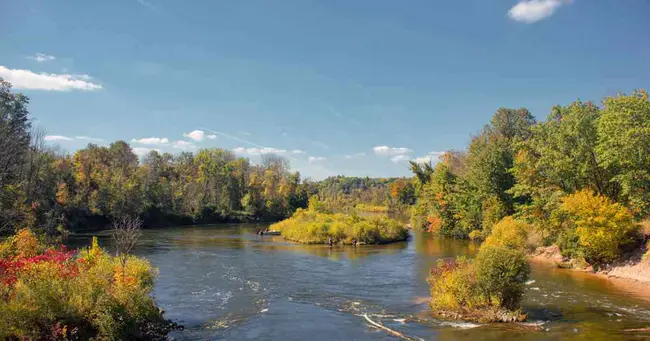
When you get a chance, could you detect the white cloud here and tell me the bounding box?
[291,149,306,154]
[233,147,288,155]
[28,53,55,62]
[183,130,206,142]
[412,151,446,164]
[44,135,72,141]
[508,0,571,23]
[206,134,217,140]
[344,152,366,159]
[0,66,102,91]
[133,147,161,157]
[130,137,169,145]
[45,135,105,143]
[390,155,410,163]
[373,146,413,156]
[308,156,327,163]
[75,136,103,142]
[172,140,195,150]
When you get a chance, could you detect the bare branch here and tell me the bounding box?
[112,215,142,258]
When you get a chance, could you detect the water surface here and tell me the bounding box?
[68,224,650,340]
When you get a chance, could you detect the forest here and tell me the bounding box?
[409,90,650,264]
[0,78,412,238]
[415,90,650,322]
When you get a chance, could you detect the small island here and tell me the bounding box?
[270,207,409,245]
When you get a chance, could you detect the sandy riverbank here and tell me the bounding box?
[530,245,650,301]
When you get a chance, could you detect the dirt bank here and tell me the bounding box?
[530,244,650,301]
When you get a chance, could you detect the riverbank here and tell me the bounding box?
[530,245,650,300]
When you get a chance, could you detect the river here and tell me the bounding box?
[67,224,650,340]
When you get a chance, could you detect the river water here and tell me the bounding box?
[68,224,650,340]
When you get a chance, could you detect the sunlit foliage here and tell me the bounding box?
[271,207,409,245]
[428,243,530,322]
[559,189,637,265]
[413,90,649,269]
[0,229,176,339]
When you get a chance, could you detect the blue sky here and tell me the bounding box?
[1,0,649,179]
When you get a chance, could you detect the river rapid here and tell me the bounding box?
[67,224,650,341]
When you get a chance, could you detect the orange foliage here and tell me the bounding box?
[427,215,443,233]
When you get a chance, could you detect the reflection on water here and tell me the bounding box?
[66,224,650,341]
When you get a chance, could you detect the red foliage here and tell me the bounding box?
[0,246,78,287]
[430,259,459,277]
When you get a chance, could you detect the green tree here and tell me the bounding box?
[597,90,650,216]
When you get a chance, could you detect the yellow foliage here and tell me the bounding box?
[560,189,637,264]
[468,230,483,241]
[13,228,41,258]
[0,231,172,340]
[271,209,408,245]
[483,216,531,251]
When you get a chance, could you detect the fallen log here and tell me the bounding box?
[362,314,423,341]
[623,327,650,332]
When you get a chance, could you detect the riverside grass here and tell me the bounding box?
[271,208,409,245]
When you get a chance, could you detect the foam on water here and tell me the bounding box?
[440,321,482,329]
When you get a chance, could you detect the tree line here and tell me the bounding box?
[411,89,649,263]
[0,79,314,236]
[312,175,415,213]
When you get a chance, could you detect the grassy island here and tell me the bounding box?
[270,208,409,245]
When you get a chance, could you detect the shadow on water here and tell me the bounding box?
[65,224,650,341]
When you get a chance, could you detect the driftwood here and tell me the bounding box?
[623,327,650,332]
[362,314,423,341]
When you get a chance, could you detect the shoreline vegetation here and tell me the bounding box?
[416,91,650,323]
[0,228,177,339]
[271,202,409,245]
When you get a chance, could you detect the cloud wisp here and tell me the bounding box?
[233,147,305,156]
[373,146,413,156]
[136,0,159,11]
[44,135,73,141]
[201,128,265,148]
[75,136,104,142]
[0,66,102,91]
[28,53,56,63]
[344,152,366,159]
[45,135,104,143]
[308,156,327,163]
[508,0,571,23]
[172,140,195,150]
[131,137,169,145]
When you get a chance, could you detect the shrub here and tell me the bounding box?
[428,220,531,322]
[429,257,482,311]
[560,189,637,265]
[0,229,177,340]
[483,216,531,251]
[474,246,530,310]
